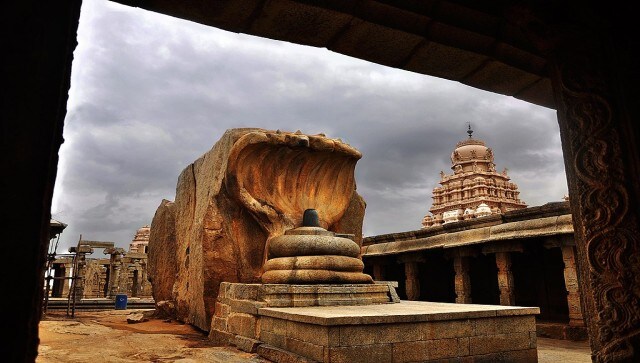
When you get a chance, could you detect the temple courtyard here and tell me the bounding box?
[37,309,590,362]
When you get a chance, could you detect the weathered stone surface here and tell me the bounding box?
[208,329,234,345]
[328,344,393,363]
[261,270,373,284]
[155,300,177,319]
[263,220,373,284]
[148,199,177,304]
[219,282,395,309]
[263,256,364,272]
[227,312,258,339]
[258,301,539,326]
[331,191,366,246]
[469,332,532,355]
[152,128,366,331]
[362,213,574,257]
[126,313,148,324]
[267,233,360,258]
[213,284,538,362]
[231,335,263,353]
[257,344,318,363]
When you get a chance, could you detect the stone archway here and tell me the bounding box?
[6,1,638,362]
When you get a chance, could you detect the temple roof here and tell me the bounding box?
[423,127,526,227]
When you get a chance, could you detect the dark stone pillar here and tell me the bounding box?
[561,246,584,327]
[453,255,472,304]
[550,15,640,360]
[4,1,82,360]
[403,262,420,301]
[495,252,515,306]
[108,260,122,298]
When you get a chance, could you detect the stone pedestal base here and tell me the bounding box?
[210,283,539,362]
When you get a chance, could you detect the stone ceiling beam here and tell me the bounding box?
[111,0,554,108]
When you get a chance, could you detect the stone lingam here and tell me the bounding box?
[262,209,373,284]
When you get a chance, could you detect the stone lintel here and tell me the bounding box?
[542,238,562,249]
[542,235,574,249]
[482,241,524,254]
[73,246,93,254]
[446,246,478,259]
[396,253,426,264]
[258,301,539,326]
[79,240,116,248]
[362,214,573,257]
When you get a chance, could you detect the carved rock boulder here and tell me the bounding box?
[149,128,367,331]
[147,199,177,304]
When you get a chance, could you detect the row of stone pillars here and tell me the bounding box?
[455,244,583,327]
[374,242,584,328]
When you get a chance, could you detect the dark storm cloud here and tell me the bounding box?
[51,0,566,253]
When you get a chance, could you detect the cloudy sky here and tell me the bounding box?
[51,0,568,254]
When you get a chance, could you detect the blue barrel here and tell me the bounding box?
[115,294,128,310]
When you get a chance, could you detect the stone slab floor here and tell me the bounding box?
[537,337,591,363]
[37,309,590,362]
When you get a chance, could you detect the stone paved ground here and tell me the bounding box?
[537,337,591,363]
[37,309,591,362]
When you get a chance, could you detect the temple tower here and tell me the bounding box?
[423,126,527,227]
[129,225,150,253]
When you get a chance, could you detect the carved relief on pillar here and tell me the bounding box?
[553,42,640,361]
[404,262,420,301]
[561,245,584,327]
[453,255,472,304]
[398,254,424,301]
[494,252,515,306]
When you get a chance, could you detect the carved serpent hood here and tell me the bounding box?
[154,128,368,331]
[225,129,361,240]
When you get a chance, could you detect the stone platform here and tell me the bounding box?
[211,284,540,363]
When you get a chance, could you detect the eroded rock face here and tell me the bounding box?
[148,199,177,304]
[150,128,367,331]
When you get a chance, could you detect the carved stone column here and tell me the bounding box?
[72,257,86,302]
[550,20,640,361]
[109,264,121,298]
[404,262,420,301]
[453,255,472,304]
[495,252,515,306]
[62,263,72,297]
[107,255,123,298]
[561,245,584,327]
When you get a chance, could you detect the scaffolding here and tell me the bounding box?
[42,234,116,317]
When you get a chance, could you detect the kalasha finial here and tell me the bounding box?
[467,122,473,138]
